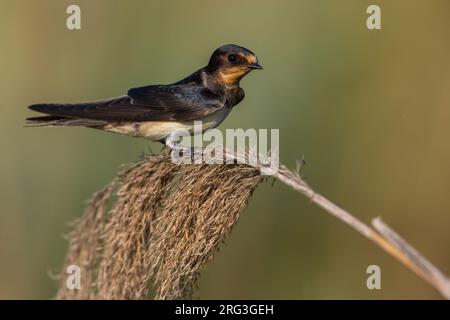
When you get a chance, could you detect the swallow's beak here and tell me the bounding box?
[247,62,263,70]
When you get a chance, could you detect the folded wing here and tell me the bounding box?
[28,84,225,123]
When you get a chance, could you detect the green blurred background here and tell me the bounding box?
[1,0,450,299]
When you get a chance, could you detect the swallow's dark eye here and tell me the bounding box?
[227,54,237,62]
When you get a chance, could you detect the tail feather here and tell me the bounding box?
[27,102,110,127]
[25,115,106,127]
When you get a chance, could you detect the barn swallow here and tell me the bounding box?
[27,44,262,146]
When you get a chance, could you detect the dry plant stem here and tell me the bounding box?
[372,218,450,299]
[269,165,450,299]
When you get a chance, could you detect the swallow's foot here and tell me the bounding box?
[177,146,204,163]
[165,138,205,164]
[189,147,205,163]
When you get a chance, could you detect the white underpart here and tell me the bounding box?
[102,107,231,142]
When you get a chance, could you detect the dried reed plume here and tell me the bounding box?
[56,150,262,299]
[57,148,450,300]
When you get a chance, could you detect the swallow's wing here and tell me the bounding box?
[127,84,225,120]
[28,85,225,122]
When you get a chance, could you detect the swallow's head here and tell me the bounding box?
[207,44,262,85]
